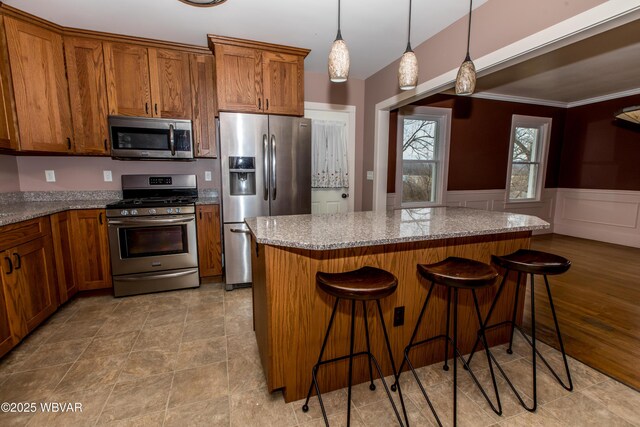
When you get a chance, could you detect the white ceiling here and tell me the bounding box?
[474,18,640,106]
[2,0,488,80]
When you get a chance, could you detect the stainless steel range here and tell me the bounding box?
[106,174,200,297]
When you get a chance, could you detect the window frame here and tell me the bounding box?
[395,106,451,208]
[505,114,552,203]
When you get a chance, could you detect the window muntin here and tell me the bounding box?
[507,116,551,202]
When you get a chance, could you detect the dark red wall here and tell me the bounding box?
[559,94,640,190]
[389,94,566,192]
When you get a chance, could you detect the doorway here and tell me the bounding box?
[305,102,356,213]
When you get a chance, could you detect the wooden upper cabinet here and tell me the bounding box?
[214,44,262,114]
[150,48,192,119]
[0,18,18,151]
[64,36,109,155]
[190,53,217,158]
[104,42,152,117]
[209,36,309,116]
[4,17,73,152]
[262,51,304,116]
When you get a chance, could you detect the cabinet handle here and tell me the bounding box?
[266,99,269,110]
[199,211,202,220]
[104,139,108,151]
[154,103,158,115]
[145,103,149,114]
[4,257,12,275]
[258,98,261,110]
[13,253,21,270]
[99,212,103,225]
[67,137,71,150]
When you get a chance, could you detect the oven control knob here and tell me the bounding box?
[130,209,138,216]
[167,208,174,214]
[121,210,129,216]
[175,207,181,213]
[148,208,157,215]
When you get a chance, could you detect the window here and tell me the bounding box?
[506,115,552,201]
[396,107,451,207]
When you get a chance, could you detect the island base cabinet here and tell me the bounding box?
[251,232,532,403]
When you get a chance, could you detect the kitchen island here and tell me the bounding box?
[245,207,549,402]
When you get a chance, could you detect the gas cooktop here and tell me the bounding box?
[106,196,197,209]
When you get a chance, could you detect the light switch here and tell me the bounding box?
[366,171,374,181]
[103,170,113,182]
[45,170,56,182]
[204,171,212,182]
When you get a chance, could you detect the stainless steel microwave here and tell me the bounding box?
[109,116,194,160]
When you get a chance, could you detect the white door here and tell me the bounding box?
[305,103,356,214]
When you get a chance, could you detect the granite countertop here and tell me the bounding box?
[245,207,550,250]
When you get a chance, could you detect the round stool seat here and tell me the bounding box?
[492,249,571,275]
[417,257,498,289]
[316,266,398,301]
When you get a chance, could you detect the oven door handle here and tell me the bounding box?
[107,217,195,226]
[117,270,197,282]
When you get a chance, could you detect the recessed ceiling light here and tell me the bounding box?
[178,0,227,7]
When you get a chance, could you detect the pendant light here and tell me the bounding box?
[398,0,418,90]
[455,0,476,95]
[178,0,227,6]
[328,0,350,83]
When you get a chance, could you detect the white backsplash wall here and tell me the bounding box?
[15,156,220,191]
[0,155,19,192]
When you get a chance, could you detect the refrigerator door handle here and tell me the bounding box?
[262,134,269,201]
[271,134,277,200]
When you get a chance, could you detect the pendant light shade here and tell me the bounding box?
[328,0,349,83]
[398,0,418,90]
[455,0,476,95]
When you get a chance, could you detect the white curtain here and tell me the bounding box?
[311,120,349,188]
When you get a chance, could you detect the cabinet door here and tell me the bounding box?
[104,42,152,117]
[196,205,222,277]
[149,48,192,119]
[214,44,262,113]
[0,18,18,151]
[65,37,109,155]
[190,54,217,158]
[0,259,16,357]
[50,211,78,304]
[2,237,58,338]
[4,17,73,152]
[70,209,112,291]
[262,51,304,116]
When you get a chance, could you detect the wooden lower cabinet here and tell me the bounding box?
[70,209,112,290]
[50,211,78,304]
[196,204,222,277]
[0,218,58,353]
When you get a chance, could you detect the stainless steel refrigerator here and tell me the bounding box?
[219,112,311,289]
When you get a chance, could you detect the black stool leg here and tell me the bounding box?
[362,301,376,391]
[452,288,458,427]
[542,274,573,391]
[302,298,340,420]
[443,287,452,371]
[347,300,357,426]
[376,300,409,427]
[506,271,522,355]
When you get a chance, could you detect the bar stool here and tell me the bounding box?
[302,266,409,427]
[393,257,503,427]
[466,249,573,412]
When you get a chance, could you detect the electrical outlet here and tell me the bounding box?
[393,306,405,327]
[103,170,113,182]
[366,170,374,181]
[204,171,212,182]
[45,170,56,182]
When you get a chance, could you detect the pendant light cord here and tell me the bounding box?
[336,0,342,40]
[465,0,473,60]
[405,0,413,52]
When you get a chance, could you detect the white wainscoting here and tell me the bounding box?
[553,188,640,248]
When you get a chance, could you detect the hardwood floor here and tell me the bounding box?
[523,234,640,391]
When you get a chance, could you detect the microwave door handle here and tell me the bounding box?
[169,124,176,156]
[271,134,276,200]
[263,134,269,201]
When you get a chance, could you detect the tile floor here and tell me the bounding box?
[0,283,638,426]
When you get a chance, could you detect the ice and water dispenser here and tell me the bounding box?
[228,156,256,196]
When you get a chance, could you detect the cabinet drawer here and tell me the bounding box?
[0,217,51,251]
